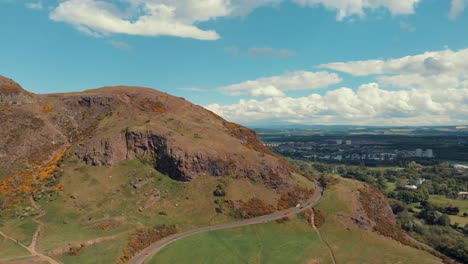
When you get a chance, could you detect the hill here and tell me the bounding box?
[0,77,442,264]
[148,176,442,264]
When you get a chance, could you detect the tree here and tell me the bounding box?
[437,214,451,226]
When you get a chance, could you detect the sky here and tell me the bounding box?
[1,0,468,126]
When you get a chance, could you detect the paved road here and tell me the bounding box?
[129,181,323,264]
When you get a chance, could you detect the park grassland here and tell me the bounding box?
[428,195,468,225]
[150,176,442,264]
[56,235,131,264]
[28,151,307,259]
[0,236,30,261]
[314,177,442,264]
[150,216,331,264]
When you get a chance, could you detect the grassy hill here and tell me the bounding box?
[0,78,444,264]
[144,176,442,264]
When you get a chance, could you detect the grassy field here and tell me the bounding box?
[314,177,442,264]
[151,216,331,264]
[149,176,442,264]
[57,234,130,264]
[32,152,315,260]
[428,195,468,225]
[0,216,37,246]
[0,236,30,261]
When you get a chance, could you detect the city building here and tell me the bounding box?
[415,148,423,157]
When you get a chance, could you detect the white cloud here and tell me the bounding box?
[49,0,226,40]
[220,71,342,97]
[47,0,423,40]
[207,83,468,125]
[48,0,283,40]
[319,48,468,76]
[294,0,420,21]
[449,0,467,20]
[208,48,468,125]
[25,1,42,10]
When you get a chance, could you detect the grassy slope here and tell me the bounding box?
[56,234,131,264]
[151,216,330,264]
[428,195,468,225]
[0,237,30,261]
[315,177,441,264]
[149,176,442,264]
[32,152,311,259]
[0,217,37,246]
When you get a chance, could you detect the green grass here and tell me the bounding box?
[313,177,442,264]
[0,217,37,246]
[151,216,330,264]
[428,195,468,226]
[36,155,304,257]
[385,181,396,192]
[150,176,442,264]
[0,236,30,261]
[57,234,130,264]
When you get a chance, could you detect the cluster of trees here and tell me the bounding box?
[287,158,468,262]
[392,200,468,262]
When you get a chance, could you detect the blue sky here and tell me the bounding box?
[1,0,468,126]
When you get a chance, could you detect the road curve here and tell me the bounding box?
[129,181,323,264]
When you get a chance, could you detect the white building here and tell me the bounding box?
[424,149,433,158]
[346,140,352,145]
[404,185,418,190]
[415,148,423,157]
[336,139,343,145]
[416,178,426,185]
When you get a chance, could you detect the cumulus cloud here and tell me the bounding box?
[46,0,423,40]
[294,0,420,21]
[319,49,468,76]
[208,48,468,125]
[48,0,284,40]
[220,71,342,97]
[207,83,468,125]
[449,0,467,20]
[49,0,225,40]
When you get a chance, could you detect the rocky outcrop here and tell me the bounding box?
[359,185,412,245]
[1,78,293,189]
[0,75,34,104]
[76,130,291,186]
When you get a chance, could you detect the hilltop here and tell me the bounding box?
[0,77,443,264]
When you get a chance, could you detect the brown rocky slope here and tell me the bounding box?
[0,76,293,191]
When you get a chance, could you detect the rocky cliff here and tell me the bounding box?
[0,78,293,190]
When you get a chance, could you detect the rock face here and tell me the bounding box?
[0,78,293,189]
[0,76,34,104]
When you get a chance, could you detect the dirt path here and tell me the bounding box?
[309,213,337,264]
[28,196,61,264]
[48,231,128,257]
[129,181,323,264]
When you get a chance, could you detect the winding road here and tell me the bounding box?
[129,181,323,264]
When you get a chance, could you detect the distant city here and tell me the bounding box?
[265,139,434,162]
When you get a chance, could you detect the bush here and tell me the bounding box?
[227,198,275,219]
